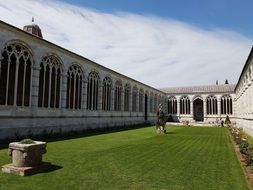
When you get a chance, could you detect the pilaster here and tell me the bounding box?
[203,99,207,119]
[121,91,125,112]
[82,80,87,110]
[60,72,68,109]
[177,101,180,116]
[98,83,102,111]
[129,90,132,113]
[190,101,193,118]
[111,87,114,111]
[218,100,221,117]
[31,64,40,115]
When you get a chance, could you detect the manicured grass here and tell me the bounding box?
[0,126,250,190]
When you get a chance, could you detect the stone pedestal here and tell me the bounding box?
[2,141,51,176]
[2,162,51,176]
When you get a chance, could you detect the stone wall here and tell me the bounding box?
[234,48,253,135]
[0,21,166,141]
[167,93,235,123]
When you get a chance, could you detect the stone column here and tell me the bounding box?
[203,99,207,121]
[129,90,132,113]
[98,83,102,112]
[218,100,221,117]
[190,101,193,118]
[146,94,149,118]
[111,87,114,111]
[121,91,125,112]
[30,64,40,115]
[136,91,139,112]
[177,101,180,116]
[82,80,87,110]
[60,72,68,109]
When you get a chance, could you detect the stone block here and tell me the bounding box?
[2,141,51,176]
[2,162,51,176]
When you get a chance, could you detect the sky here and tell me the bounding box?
[0,0,252,88]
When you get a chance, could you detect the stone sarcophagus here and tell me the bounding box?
[2,141,51,176]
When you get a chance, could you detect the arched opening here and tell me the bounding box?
[132,86,137,112]
[114,80,122,111]
[87,71,100,111]
[38,55,62,108]
[66,64,83,110]
[139,89,144,112]
[144,94,148,120]
[0,42,33,107]
[102,76,112,111]
[193,98,203,121]
[124,83,130,112]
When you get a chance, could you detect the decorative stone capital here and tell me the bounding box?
[9,141,47,167]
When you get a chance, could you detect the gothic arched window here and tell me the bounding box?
[124,83,131,111]
[87,71,100,110]
[0,43,33,106]
[66,64,83,109]
[206,95,217,115]
[221,95,233,115]
[180,96,190,114]
[139,89,144,112]
[154,94,157,113]
[114,80,122,111]
[132,86,137,112]
[102,76,112,111]
[38,55,61,108]
[168,96,177,114]
[149,93,153,113]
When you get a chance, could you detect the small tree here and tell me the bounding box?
[225,115,231,124]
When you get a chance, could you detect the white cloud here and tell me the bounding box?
[0,0,252,88]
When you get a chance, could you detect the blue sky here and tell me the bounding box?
[62,0,253,38]
[0,0,252,87]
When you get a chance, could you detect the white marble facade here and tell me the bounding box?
[161,85,235,123]
[0,21,166,140]
[234,48,253,136]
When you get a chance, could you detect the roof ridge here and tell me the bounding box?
[159,84,236,94]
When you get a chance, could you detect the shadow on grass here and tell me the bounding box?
[40,163,63,174]
[23,163,63,176]
[165,131,177,135]
[0,124,154,150]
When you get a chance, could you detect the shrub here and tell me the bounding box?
[246,148,253,166]
[239,139,249,154]
[182,120,189,126]
[225,115,231,124]
[19,138,35,144]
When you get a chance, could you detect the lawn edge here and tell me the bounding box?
[228,129,253,190]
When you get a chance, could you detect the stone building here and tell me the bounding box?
[161,84,235,123]
[0,20,166,140]
[234,47,253,136]
[0,20,253,140]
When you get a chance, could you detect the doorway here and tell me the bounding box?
[193,98,204,121]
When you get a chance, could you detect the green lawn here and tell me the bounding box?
[0,126,250,190]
